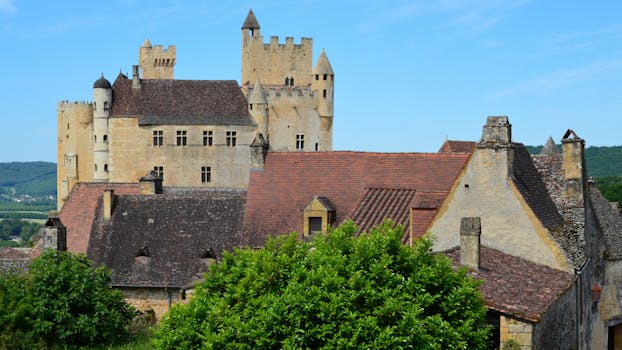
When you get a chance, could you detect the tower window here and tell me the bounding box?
[315,74,319,80]
[93,102,96,111]
[203,130,213,146]
[285,77,289,86]
[103,102,109,111]
[296,134,304,150]
[176,130,187,146]
[323,74,327,80]
[323,89,327,98]
[201,166,211,183]
[250,104,253,110]
[290,77,294,86]
[226,131,237,147]
[94,135,97,142]
[103,135,108,142]
[153,130,163,146]
[104,164,108,172]
[67,123,70,130]
[94,164,97,172]
[153,166,163,180]
[315,143,318,151]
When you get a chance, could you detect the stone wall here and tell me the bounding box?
[108,118,255,188]
[500,316,533,349]
[120,286,184,320]
[532,283,577,349]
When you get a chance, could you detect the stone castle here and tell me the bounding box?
[56,9,334,208]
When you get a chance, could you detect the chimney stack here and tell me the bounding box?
[41,212,67,252]
[103,189,114,220]
[478,116,511,147]
[132,65,141,89]
[561,129,586,208]
[250,134,269,171]
[460,217,481,270]
[139,171,163,195]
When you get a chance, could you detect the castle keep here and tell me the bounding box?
[57,10,334,208]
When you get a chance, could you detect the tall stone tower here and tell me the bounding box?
[139,38,176,79]
[241,9,334,152]
[92,75,112,182]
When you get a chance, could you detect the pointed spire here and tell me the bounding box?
[313,49,334,75]
[540,136,560,155]
[248,78,268,105]
[142,37,152,48]
[242,9,260,30]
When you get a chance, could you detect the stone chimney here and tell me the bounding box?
[561,129,586,208]
[132,65,141,89]
[103,189,114,220]
[478,116,511,148]
[41,211,67,251]
[139,170,163,195]
[460,217,481,270]
[250,133,269,170]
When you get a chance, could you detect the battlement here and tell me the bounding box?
[139,42,176,79]
[58,100,93,107]
[151,44,175,53]
[261,36,313,49]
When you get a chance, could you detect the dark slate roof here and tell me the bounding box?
[60,183,139,253]
[93,74,112,89]
[242,9,260,29]
[349,188,416,241]
[445,246,575,322]
[589,185,622,260]
[438,140,476,154]
[242,151,471,246]
[0,247,29,273]
[110,75,254,126]
[511,143,564,230]
[87,189,246,287]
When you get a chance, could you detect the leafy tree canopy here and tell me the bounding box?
[154,221,489,349]
[0,250,135,349]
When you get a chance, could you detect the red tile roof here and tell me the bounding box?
[59,183,139,253]
[350,188,416,240]
[438,140,476,154]
[243,151,471,245]
[445,246,575,322]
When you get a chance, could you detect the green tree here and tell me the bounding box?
[0,250,135,349]
[154,221,489,349]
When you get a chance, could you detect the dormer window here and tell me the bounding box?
[200,248,217,260]
[136,246,150,257]
[302,196,336,238]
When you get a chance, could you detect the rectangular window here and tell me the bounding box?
[203,130,213,146]
[323,89,327,98]
[296,134,304,150]
[176,130,187,146]
[153,130,163,146]
[201,166,211,183]
[153,166,163,181]
[226,131,236,147]
[323,74,327,80]
[309,217,322,235]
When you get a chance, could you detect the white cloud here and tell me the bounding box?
[0,0,16,14]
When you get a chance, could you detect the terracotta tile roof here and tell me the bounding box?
[511,143,564,230]
[349,188,416,240]
[243,151,471,246]
[110,74,254,126]
[445,246,575,322]
[87,189,246,287]
[59,183,139,253]
[438,140,476,154]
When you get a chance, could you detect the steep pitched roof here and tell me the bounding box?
[110,75,254,126]
[87,189,246,287]
[242,9,260,29]
[242,151,471,246]
[438,140,476,154]
[540,137,560,155]
[59,183,139,253]
[349,188,416,240]
[589,185,622,260]
[446,246,575,322]
[511,143,564,230]
[312,50,334,75]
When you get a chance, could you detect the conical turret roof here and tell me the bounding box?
[93,74,112,89]
[242,9,260,30]
[142,38,152,48]
[248,79,267,105]
[313,49,334,75]
[540,136,560,155]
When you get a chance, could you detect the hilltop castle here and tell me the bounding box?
[56,10,334,208]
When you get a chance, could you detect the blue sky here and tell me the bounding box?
[1,0,621,162]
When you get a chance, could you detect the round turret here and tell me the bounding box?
[93,74,112,89]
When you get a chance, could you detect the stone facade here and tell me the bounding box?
[500,316,533,349]
[120,287,184,320]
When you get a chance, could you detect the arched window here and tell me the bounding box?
[104,164,108,172]
[103,134,108,142]
[290,77,294,86]
[285,77,289,86]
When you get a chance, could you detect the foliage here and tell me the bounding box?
[0,250,135,349]
[525,145,622,177]
[153,221,490,349]
[0,202,55,212]
[0,211,48,220]
[0,162,56,196]
[0,218,42,243]
[595,176,622,207]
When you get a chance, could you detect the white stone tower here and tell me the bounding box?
[92,74,111,182]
